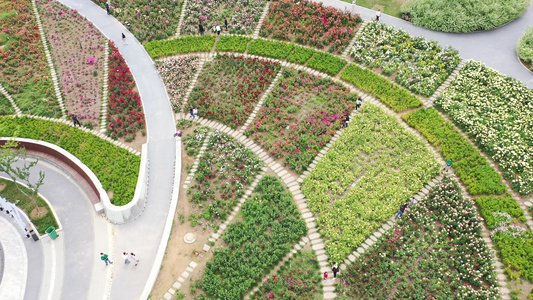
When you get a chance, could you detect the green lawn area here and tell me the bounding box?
[342,0,403,18]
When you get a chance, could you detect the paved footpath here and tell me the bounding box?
[318,0,533,88]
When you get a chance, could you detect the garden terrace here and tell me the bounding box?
[302,103,440,262]
[402,107,507,196]
[38,0,106,127]
[107,41,146,141]
[180,0,266,36]
[197,175,307,299]
[436,60,533,196]
[188,54,280,129]
[337,176,500,299]
[260,0,363,54]
[244,67,358,174]
[185,130,264,229]
[0,0,59,117]
[91,0,182,42]
[349,21,461,97]
[0,116,140,206]
[156,56,200,112]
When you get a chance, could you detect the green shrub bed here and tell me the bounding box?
[0,116,140,206]
[302,104,439,261]
[338,176,499,299]
[517,27,533,68]
[349,21,460,97]
[0,94,15,116]
[144,35,216,59]
[402,107,506,195]
[214,35,251,53]
[341,64,422,112]
[402,0,529,33]
[247,39,295,60]
[475,194,526,229]
[198,175,307,299]
[306,51,347,76]
[436,61,533,195]
[286,46,316,64]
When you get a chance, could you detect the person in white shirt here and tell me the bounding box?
[376,9,381,21]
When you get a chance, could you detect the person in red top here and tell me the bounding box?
[323,271,328,280]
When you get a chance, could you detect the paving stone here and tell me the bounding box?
[383,224,391,230]
[189,261,198,268]
[315,249,326,255]
[178,277,185,283]
[306,222,316,228]
[186,267,193,272]
[497,273,506,281]
[203,244,211,252]
[362,243,369,250]
[422,188,429,194]
[319,261,328,267]
[311,238,323,245]
[374,231,382,238]
[348,254,356,262]
[299,240,305,246]
[357,247,364,254]
[324,286,335,292]
[181,271,190,278]
[340,264,347,270]
[163,292,172,300]
[302,236,309,243]
[173,282,181,289]
[312,243,325,250]
[324,292,337,299]
[168,288,176,295]
[500,287,511,294]
[370,235,377,242]
[317,254,328,261]
[378,228,385,234]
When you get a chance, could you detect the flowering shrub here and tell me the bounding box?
[107,41,146,141]
[181,0,265,36]
[188,54,280,129]
[0,94,14,116]
[341,64,422,112]
[247,39,295,60]
[186,130,263,227]
[144,35,216,59]
[214,35,252,53]
[306,51,347,76]
[38,0,106,126]
[156,56,199,112]
[338,176,500,299]
[91,0,182,42]
[0,0,58,117]
[302,104,440,261]
[198,175,307,299]
[252,250,322,299]
[403,107,506,195]
[436,61,533,195]
[0,116,140,205]
[475,194,526,229]
[244,68,358,173]
[350,22,460,96]
[183,126,209,157]
[260,0,362,54]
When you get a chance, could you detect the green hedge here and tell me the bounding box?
[518,26,533,67]
[475,193,526,229]
[402,108,506,195]
[286,45,316,64]
[144,35,216,59]
[306,51,347,76]
[247,39,295,59]
[0,116,140,206]
[341,64,422,112]
[214,35,251,53]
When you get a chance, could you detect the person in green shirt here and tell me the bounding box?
[444,159,453,172]
[100,252,113,266]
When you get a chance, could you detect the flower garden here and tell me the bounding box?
[156,56,199,112]
[38,0,106,127]
[0,0,59,117]
[180,0,266,36]
[244,68,358,173]
[185,129,263,229]
[260,0,362,54]
[301,104,440,262]
[188,54,280,129]
[337,177,500,299]
[349,21,461,97]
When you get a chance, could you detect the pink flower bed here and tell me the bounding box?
[156,56,199,112]
[244,68,357,173]
[260,0,362,54]
[38,0,106,126]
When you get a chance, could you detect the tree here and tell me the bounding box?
[0,140,45,215]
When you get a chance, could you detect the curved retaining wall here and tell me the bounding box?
[0,138,149,224]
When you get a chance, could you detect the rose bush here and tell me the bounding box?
[156,56,199,112]
[302,104,440,261]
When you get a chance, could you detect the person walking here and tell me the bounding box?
[216,25,221,36]
[342,114,350,128]
[105,2,110,15]
[130,253,139,266]
[193,107,199,119]
[395,202,409,220]
[224,19,228,31]
[323,271,328,281]
[356,97,362,110]
[100,252,113,266]
[199,23,204,35]
[72,115,81,127]
[376,9,381,21]
[121,33,128,45]
[332,263,339,279]
[122,252,131,264]
[444,159,453,172]
[189,106,194,118]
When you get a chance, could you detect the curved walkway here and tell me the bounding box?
[0,214,27,300]
[55,0,178,299]
[317,0,533,88]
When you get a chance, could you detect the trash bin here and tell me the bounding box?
[29,229,39,241]
[45,226,58,240]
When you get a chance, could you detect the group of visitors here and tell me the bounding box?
[341,97,363,128]
[189,106,199,119]
[324,262,340,280]
[199,19,229,36]
[100,252,140,266]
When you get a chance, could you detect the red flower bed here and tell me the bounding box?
[244,68,357,173]
[188,54,280,129]
[107,41,146,141]
[260,0,362,54]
